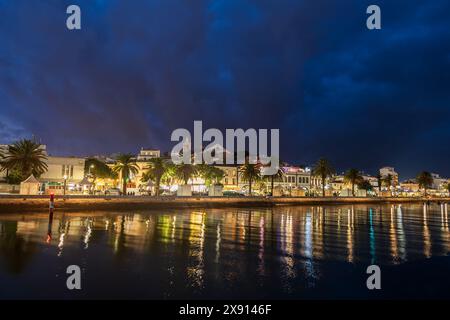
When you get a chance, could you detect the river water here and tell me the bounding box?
[0,203,449,299]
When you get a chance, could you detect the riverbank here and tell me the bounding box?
[0,195,448,212]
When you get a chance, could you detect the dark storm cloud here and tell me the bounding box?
[0,0,449,178]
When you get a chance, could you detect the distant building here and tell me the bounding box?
[431,173,448,190]
[379,166,399,186]
[137,148,160,161]
[400,179,420,192]
[280,166,311,189]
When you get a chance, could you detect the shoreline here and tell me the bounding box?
[0,195,448,212]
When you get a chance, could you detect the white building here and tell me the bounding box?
[379,166,399,186]
[431,173,448,190]
[137,148,160,161]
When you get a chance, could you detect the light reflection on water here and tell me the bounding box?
[0,204,449,298]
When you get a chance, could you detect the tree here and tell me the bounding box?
[112,153,139,195]
[239,163,261,196]
[0,139,48,179]
[264,166,284,196]
[416,171,433,196]
[446,183,450,196]
[357,179,373,192]
[84,158,116,190]
[174,164,197,185]
[161,163,177,187]
[197,165,225,186]
[376,173,382,193]
[4,168,24,185]
[344,168,363,196]
[312,158,334,197]
[382,174,393,189]
[141,158,167,196]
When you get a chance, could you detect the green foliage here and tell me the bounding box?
[357,179,373,191]
[5,169,24,185]
[197,165,225,186]
[112,153,139,194]
[174,164,197,185]
[85,158,116,180]
[0,139,47,179]
[141,158,167,196]
[312,158,334,196]
[239,163,261,195]
[344,168,363,196]
[382,174,393,188]
[416,171,433,195]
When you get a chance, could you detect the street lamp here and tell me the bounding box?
[63,174,67,196]
[88,164,95,176]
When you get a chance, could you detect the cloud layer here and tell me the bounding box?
[1,0,449,178]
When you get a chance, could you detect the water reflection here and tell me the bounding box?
[0,204,449,298]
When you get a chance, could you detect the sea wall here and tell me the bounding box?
[0,195,448,213]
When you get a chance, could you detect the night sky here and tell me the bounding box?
[1,0,449,179]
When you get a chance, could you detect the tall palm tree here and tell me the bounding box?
[174,164,197,185]
[312,158,334,197]
[376,173,382,193]
[112,153,139,195]
[382,174,393,189]
[239,163,261,196]
[344,168,363,196]
[382,174,394,195]
[85,158,116,190]
[141,158,167,196]
[0,139,47,179]
[161,163,177,187]
[416,171,433,196]
[197,165,225,186]
[264,166,284,196]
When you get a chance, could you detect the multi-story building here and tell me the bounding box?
[279,166,311,189]
[136,148,160,161]
[39,156,86,194]
[431,173,448,190]
[379,166,399,186]
[400,179,420,193]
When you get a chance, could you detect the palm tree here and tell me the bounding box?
[357,179,373,192]
[312,158,334,197]
[141,158,167,196]
[112,153,139,195]
[197,165,225,186]
[161,163,177,187]
[376,173,382,193]
[344,168,363,196]
[85,158,116,190]
[382,174,393,189]
[174,164,197,185]
[264,166,284,196]
[0,139,47,179]
[239,163,261,196]
[416,171,433,196]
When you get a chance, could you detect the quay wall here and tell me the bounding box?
[0,195,448,213]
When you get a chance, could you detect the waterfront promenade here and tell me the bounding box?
[0,194,448,212]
